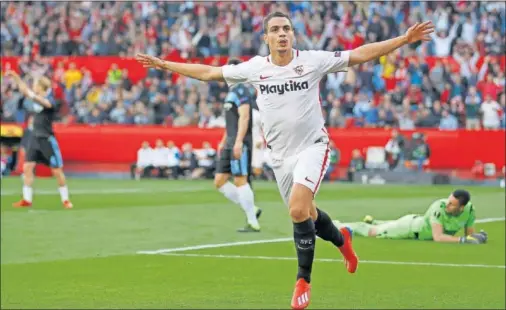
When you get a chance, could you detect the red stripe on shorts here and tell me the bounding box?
[313,144,330,195]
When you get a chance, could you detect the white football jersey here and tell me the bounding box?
[222,49,349,161]
[251,108,263,146]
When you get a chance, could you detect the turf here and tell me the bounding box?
[1,178,505,309]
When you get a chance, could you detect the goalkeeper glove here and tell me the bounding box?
[470,230,488,244]
[459,235,482,244]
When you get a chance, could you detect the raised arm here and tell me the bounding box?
[136,54,225,82]
[349,21,434,67]
[5,70,54,109]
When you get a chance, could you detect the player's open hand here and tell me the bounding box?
[404,21,435,44]
[135,53,165,70]
[233,142,243,160]
[470,230,488,244]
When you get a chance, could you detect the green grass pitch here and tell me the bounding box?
[1,178,505,309]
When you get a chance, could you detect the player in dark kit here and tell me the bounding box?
[214,58,262,232]
[6,70,73,209]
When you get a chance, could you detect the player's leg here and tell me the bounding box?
[232,144,260,232]
[333,220,375,237]
[295,142,358,274]
[13,138,37,207]
[214,149,241,204]
[46,136,72,208]
[272,156,314,309]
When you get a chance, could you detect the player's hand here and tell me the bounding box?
[233,141,243,159]
[459,235,482,244]
[470,230,488,244]
[135,53,166,70]
[404,21,435,44]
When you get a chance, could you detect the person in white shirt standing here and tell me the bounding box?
[134,141,154,181]
[136,11,434,309]
[481,95,502,130]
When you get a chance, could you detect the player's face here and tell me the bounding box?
[445,195,464,216]
[263,17,294,54]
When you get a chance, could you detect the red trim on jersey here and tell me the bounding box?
[266,56,270,63]
[296,49,299,57]
[313,144,330,195]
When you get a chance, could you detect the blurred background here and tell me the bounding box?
[1,1,505,186]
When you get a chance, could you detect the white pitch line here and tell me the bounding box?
[156,252,506,269]
[0,186,209,196]
[136,238,292,255]
[136,217,505,255]
[475,217,505,223]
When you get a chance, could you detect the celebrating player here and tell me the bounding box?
[136,11,434,309]
[333,189,488,244]
[6,70,73,209]
[215,58,262,233]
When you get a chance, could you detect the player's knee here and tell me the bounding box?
[233,176,247,187]
[214,174,228,189]
[289,205,311,222]
[23,163,35,174]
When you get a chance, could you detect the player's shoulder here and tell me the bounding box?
[298,49,338,59]
[242,55,268,67]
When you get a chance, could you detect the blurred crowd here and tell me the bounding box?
[1,1,505,130]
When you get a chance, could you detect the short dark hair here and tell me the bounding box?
[227,58,242,66]
[263,11,293,33]
[452,189,471,207]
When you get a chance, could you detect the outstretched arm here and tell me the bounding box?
[5,70,53,108]
[349,21,434,66]
[136,54,225,82]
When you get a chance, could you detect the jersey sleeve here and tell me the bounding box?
[312,50,350,75]
[465,203,476,228]
[222,58,256,87]
[427,200,444,225]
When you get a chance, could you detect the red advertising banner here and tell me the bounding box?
[33,125,505,170]
[2,55,504,85]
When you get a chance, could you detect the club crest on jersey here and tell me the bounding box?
[294,65,304,76]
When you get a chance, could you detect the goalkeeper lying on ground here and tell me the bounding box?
[333,189,488,244]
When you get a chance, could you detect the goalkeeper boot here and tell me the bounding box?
[363,215,374,224]
[338,227,359,273]
[291,278,311,309]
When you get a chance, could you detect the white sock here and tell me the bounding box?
[237,184,259,227]
[218,182,240,205]
[23,186,33,202]
[59,186,69,202]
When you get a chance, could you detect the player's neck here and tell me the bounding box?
[270,49,294,67]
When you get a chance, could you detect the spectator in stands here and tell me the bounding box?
[152,139,169,178]
[2,1,505,131]
[465,86,482,130]
[179,143,197,179]
[481,94,502,130]
[439,109,459,130]
[131,141,154,180]
[166,140,181,179]
[347,149,365,182]
[384,129,406,170]
[191,141,216,180]
[407,133,431,171]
